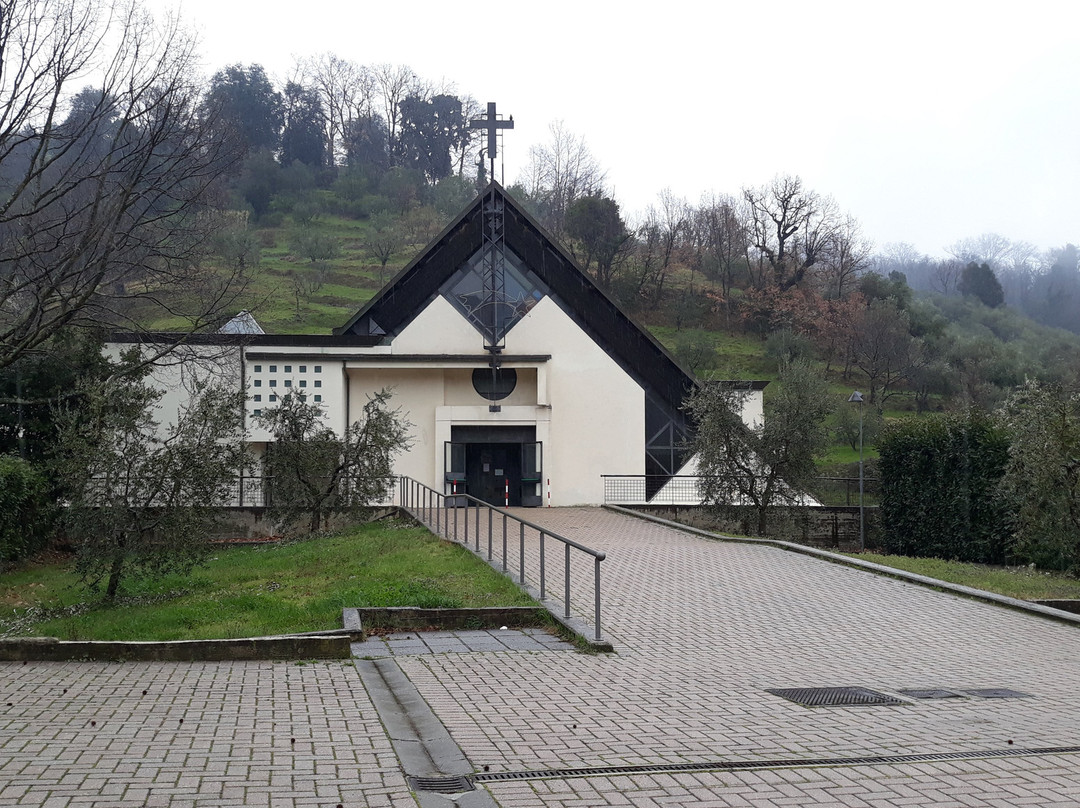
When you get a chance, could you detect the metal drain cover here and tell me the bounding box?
[409,775,475,793]
[962,688,1032,699]
[766,687,906,707]
[899,689,964,700]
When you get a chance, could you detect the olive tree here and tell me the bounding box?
[689,361,832,535]
[256,390,411,534]
[998,380,1080,570]
[56,376,247,600]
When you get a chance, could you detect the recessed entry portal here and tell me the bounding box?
[445,425,542,507]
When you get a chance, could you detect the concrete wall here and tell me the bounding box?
[629,504,881,553]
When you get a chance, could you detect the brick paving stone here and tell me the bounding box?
[399,507,1080,805]
[8,507,1080,806]
[0,660,416,807]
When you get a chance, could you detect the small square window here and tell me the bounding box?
[299,365,307,373]
[269,380,277,387]
[284,379,292,387]
[269,365,277,373]
[253,379,262,388]
[254,365,262,373]
[253,409,262,416]
[253,395,262,402]
[284,365,292,373]
[269,394,277,402]
[299,380,307,388]
[314,365,322,373]
[314,380,322,388]
[300,394,307,402]
[314,395,322,402]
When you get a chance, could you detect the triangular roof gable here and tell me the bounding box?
[336,182,697,412]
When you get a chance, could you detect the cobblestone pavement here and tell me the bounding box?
[400,507,1080,806]
[5,508,1080,807]
[0,660,415,807]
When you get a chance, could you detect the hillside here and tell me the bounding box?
[166,183,1080,442]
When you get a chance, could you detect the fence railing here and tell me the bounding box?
[397,476,605,643]
[602,475,879,507]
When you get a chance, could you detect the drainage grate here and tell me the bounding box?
[409,775,475,794]
[963,688,1032,699]
[765,686,906,707]
[899,689,965,700]
[472,745,1080,783]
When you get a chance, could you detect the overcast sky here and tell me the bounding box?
[152,0,1079,259]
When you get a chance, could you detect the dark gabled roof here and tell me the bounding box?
[336,181,698,413]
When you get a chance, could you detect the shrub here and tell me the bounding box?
[0,455,52,563]
[879,410,1011,563]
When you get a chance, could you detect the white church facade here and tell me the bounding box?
[113,183,765,507]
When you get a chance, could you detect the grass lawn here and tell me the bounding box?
[0,520,536,641]
[849,553,1080,601]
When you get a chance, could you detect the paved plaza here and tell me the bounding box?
[4,507,1080,805]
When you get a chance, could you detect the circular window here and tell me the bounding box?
[472,367,517,401]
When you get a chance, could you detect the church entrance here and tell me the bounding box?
[465,443,521,507]
[445,426,542,507]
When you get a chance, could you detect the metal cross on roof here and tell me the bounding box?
[470,101,513,182]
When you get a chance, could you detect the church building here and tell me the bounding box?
[116,182,766,507]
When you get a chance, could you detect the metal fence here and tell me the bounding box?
[397,476,605,643]
[83,476,268,507]
[602,475,879,507]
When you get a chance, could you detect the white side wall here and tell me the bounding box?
[104,344,243,431]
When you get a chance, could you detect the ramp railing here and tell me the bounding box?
[397,476,605,643]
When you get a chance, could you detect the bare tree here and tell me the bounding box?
[820,214,873,299]
[848,299,924,405]
[371,63,426,163]
[520,120,606,238]
[0,0,250,370]
[693,192,748,305]
[294,53,375,167]
[742,175,839,291]
[947,233,1014,267]
[633,188,689,307]
[930,258,965,296]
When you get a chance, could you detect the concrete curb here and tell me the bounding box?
[343,606,546,638]
[357,658,499,807]
[0,634,352,662]
[606,504,1080,628]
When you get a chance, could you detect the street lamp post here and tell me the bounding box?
[847,391,865,551]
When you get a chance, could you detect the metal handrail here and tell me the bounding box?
[601,474,880,506]
[397,475,605,642]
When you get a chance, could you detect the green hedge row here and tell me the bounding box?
[878,411,1011,563]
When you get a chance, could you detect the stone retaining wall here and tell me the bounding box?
[628,504,881,551]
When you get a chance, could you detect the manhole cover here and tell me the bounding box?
[409,775,475,793]
[898,689,965,700]
[962,688,1032,699]
[766,687,906,707]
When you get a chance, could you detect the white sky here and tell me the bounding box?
[151,0,1079,258]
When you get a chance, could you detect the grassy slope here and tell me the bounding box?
[849,553,1080,601]
[0,521,535,641]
